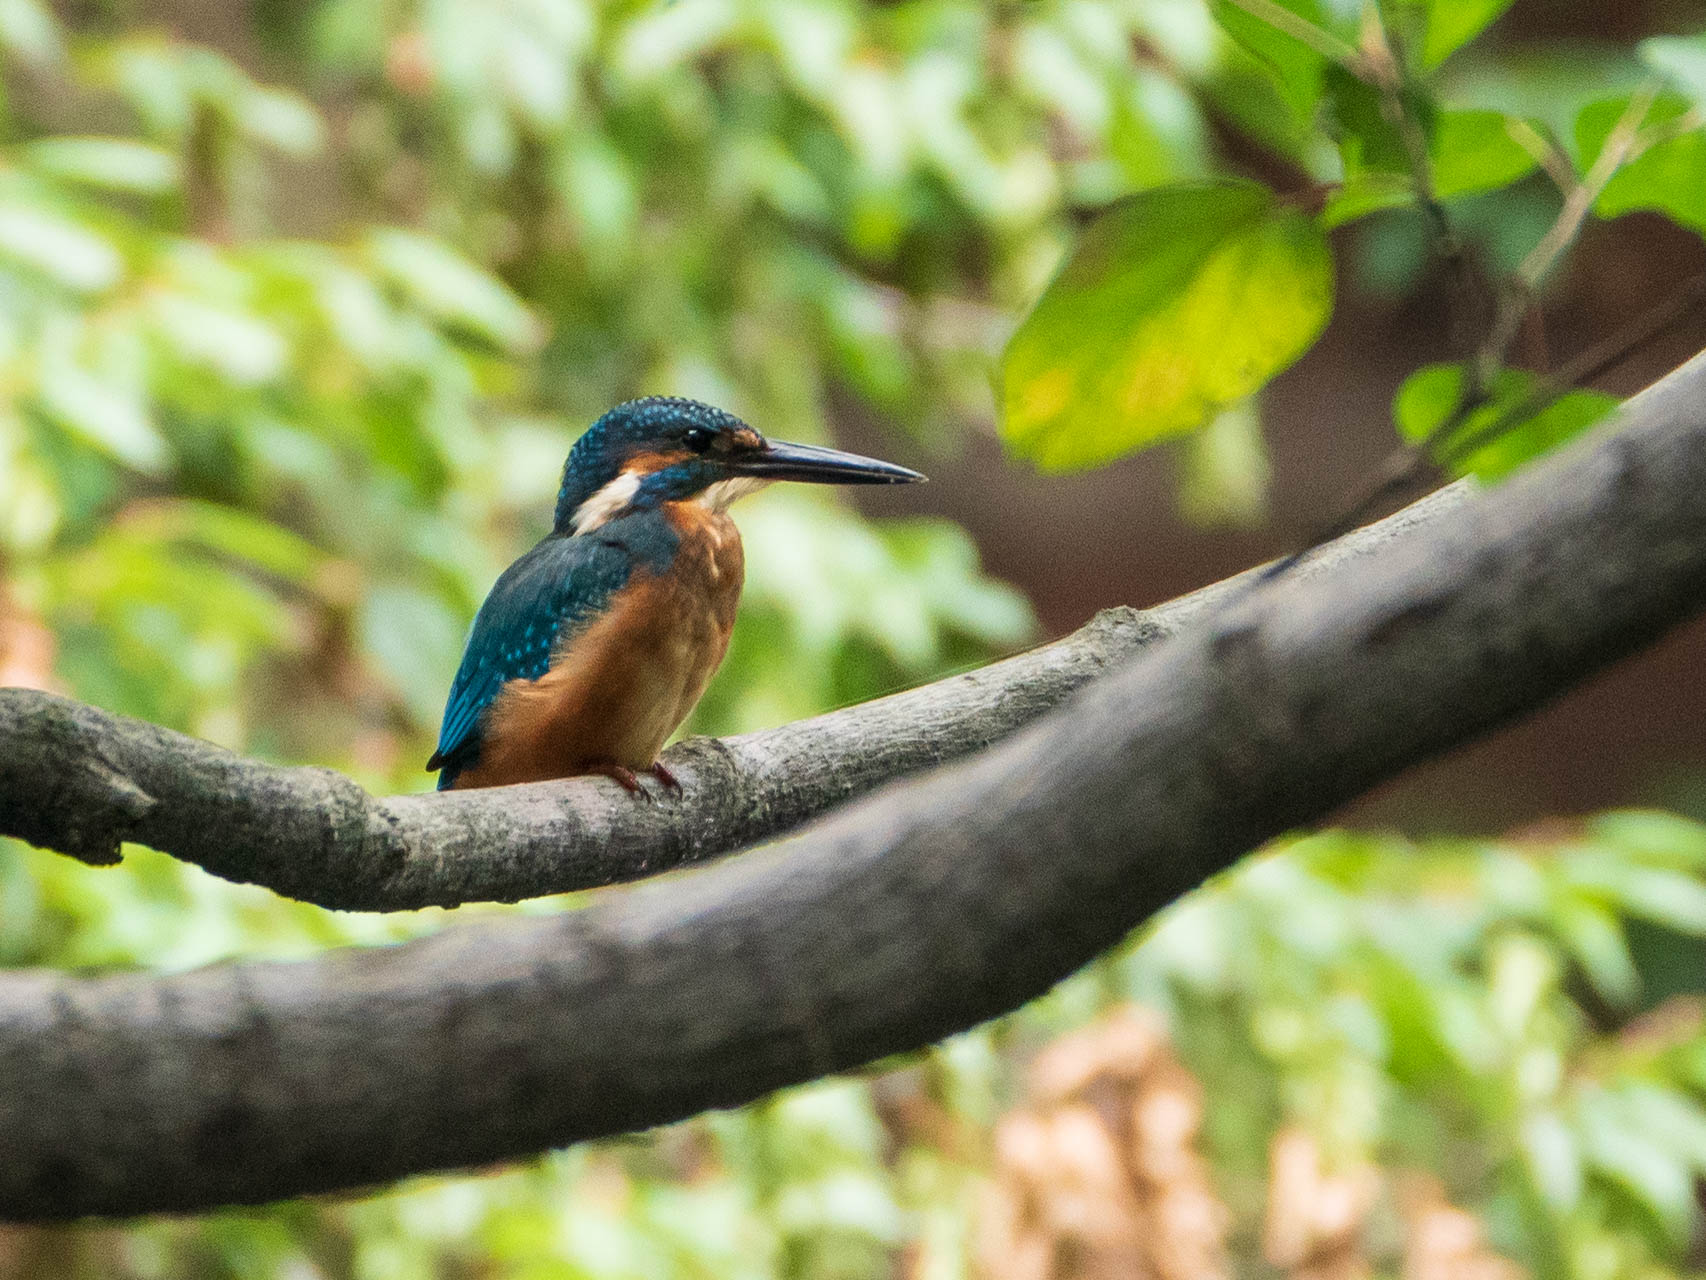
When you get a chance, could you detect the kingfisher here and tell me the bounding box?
[429,397,925,791]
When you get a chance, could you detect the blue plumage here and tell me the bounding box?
[430,534,633,789]
[553,398,746,532]
[429,396,923,791]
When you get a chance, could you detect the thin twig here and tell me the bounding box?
[1359,7,1452,253]
[1360,3,1493,361]
[1518,79,1661,292]
[1627,107,1705,161]
[1440,273,1706,466]
[1258,272,1706,585]
[1505,118,1577,195]
[1455,78,1660,393]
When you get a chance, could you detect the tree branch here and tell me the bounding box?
[8,348,1706,1218]
[0,489,1454,910]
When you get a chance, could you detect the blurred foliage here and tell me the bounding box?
[6,0,1706,1277]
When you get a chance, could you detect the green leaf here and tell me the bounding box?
[235,86,324,158]
[1431,109,1538,198]
[1389,361,1495,442]
[1208,0,1346,116]
[1521,1109,1583,1210]
[1622,1082,1706,1172]
[1324,62,1424,178]
[1578,94,1706,236]
[1461,48,1650,143]
[359,580,467,729]
[1321,172,1414,228]
[24,138,179,194]
[1562,854,1706,934]
[146,294,287,386]
[1001,181,1332,472]
[1392,363,1618,480]
[1419,0,1514,70]
[366,228,543,354]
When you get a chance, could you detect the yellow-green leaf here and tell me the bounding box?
[1000,181,1332,472]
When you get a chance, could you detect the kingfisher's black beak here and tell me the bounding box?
[731,438,926,485]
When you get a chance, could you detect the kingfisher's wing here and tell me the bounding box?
[429,535,632,788]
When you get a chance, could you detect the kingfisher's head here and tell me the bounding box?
[553,397,925,535]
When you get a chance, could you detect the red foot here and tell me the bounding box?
[589,763,646,798]
[587,762,682,800]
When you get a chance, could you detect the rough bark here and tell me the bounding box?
[5,349,1706,1219]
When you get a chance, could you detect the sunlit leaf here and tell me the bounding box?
[1001,181,1332,472]
[0,0,60,64]
[362,579,486,730]
[1487,932,1555,1036]
[1578,1094,1697,1249]
[774,1171,905,1240]
[0,204,122,292]
[146,294,287,386]
[1622,1082,1706,1172]
[1550,900,1638,1007]
[1561,854,1706,934]
[34,365,167,472]
[1641,35,1706,113]
[24,137,179,194]
[105,37,200,136]
[1521,1109,1583,1210]
[1590,810,1706,868]
[236,85,324,157]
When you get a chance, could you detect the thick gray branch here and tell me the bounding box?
[0,488,1452,909]
[6,348,1706,1218]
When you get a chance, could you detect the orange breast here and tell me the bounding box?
[453,505,744,788]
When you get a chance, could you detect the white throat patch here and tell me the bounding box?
[699,476,771,512]
[572,471,643,534]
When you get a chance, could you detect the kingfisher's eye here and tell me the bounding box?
[683,426,715,454]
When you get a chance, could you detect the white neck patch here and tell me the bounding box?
[572,471,643,534]
[699,476,771,512]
